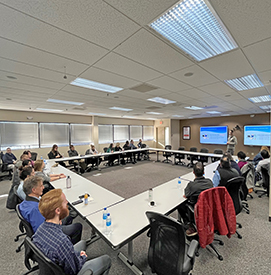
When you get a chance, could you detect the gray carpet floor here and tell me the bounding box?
[1,157,271,275]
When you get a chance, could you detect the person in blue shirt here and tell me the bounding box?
[3,147,17,169]
[33,189,111,275]
[19,176,82,244]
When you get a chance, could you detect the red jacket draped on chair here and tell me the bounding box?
[194,187,236,248]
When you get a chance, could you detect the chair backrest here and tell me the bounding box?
[200,148,209,153]
[146,211,188,275]
[225,176,245,215]
[241,162,255,190]
[190,147,197,152]
[178,146,185,151]
[213,149,223,154]
[25,237,66,275]
[141,143,147,148]
[165,145,172,150]
[261,165,270,189]
[16,204,34,237]
[30,152,37,161]
[0,151,4,162]
[103,147,108,153]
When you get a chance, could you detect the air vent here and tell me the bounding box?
[146,106,162,110]
[130,84,158,93]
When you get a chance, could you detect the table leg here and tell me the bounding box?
[156,151,160,162]
[97,157,101,171]
[118,241,144,275]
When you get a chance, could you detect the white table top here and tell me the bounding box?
[49,163,124,217]
[86,178,189,249]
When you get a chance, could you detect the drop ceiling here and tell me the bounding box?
[0,0,270,120]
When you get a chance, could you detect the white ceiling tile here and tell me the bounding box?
[0,5,108,65]
[200,49,254,81]
[0,37,88,76]
[199,82,235,95]
[258,70,271,86]
[79,67,140,90]
[0,0,140,50]
[145,88,172,97]
[238,87,270,98]
[169,65,218,87]
[210,0,271,47]
[94,52,162,82]
[180,88,212,99]
[147,76,191,92]
[103,0,178,25]
[114,29,193,74]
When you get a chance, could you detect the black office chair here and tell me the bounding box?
[141,144,150,160]
[211,149,223,162]
[162,145,172,163]
[198,148,209,165]
[241,162,254,200]
[24,237,93,275]
[0,151,13,180]
[175,146,186,166]
[30,152,37,161]
[187,147,198,168]
[255,165,270,198]
[146,211,198,275]
[225,176,245,239]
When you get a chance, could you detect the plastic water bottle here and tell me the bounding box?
[106,213,111,234]
[66,176,71,189]
[84,192,88,205]
[149,188,153,202]
[102,208,108,227]
[178,177,181,189]
[40,156,43,160]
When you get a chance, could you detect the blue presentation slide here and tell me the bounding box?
[244,125,271,146]
[200,126,228,145]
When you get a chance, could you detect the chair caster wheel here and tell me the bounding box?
[14,237,19,242]
[16,248,21,253]
[195,252,199,257]
[238,224,242,228]
[219,241,224,246]
[218,255,223,261]
[238,235,242,239]
[247,211,250,214]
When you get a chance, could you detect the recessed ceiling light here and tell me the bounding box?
[248,95,271,103]
[122,116,136,119]
[110,107,133,112]
[224,74,264,91]
[206,111,221,114]
[6,75,17,79]
[70,78,123,93]
[149,0,237,61]
[184,72,193,77]
[221,114,230,116]
[47,99,84,105]
[146,112,163,115]
[88,112,107,116]
[259,105,271,110]
[185,106,203,110]
[36,108,64,112]
[147,97,176,105]
[172,115,184,117]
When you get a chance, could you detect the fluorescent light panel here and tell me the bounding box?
[70,78,123,93]
[185,106,203,110]
[149,0,237,61]
[146,112,163,115]
[36,108,63,112]
[110,107,133,111]
[259,105,271,110]
[172,115,184,117]
[47,98,84,105]
[248,95,271,103]
[206,111,221,114]
[147,97,176,104]
[221,114,230,116]
[88,112,107,116]
[224,74,264,91]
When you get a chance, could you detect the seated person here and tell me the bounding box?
[19,176,82,244]
[178,162,213,236]
[48,144,66,167]
[216,152,241,175]
[34,160,66,182]
[23,150,35,167]
[256,149,270,173]
[114,142,124,165]
[137,139,143,148]
[3,147,17,169]
[12,155,29,187]
[253,146,269,167]
[17,164,35,200]
[32,189,111,275]
[85,144,102,168]
[237,151,247,169]
[123,141,135,164]
[68,144,79,167]
[129,139,139,162]
[213,156,239,187]
[106,143,115,166]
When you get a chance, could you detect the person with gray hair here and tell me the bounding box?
[19,176,83,244]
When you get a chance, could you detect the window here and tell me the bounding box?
[98,125,113,144]
[130,125,142,141]
[0,122,38,150]
[71,124,92,145]
[114,125,129,142]
[40,123,69,148]
[143,126,154,141]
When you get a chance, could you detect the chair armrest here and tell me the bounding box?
[187,239,198,259]
[81,269,93,275]
[182,240,198,273]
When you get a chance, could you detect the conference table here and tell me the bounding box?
[48,161,124,217]
[86,177,189,275]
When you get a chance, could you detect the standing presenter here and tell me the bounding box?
[227,130,237,155]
